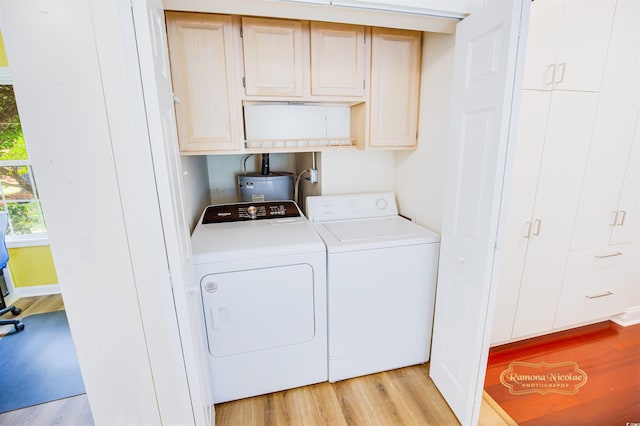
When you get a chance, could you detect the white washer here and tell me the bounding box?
[191,201,327,403]
[306,192,440,382]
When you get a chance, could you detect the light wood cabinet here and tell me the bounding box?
[522,0,616,92]
[369,28,421,149]
[310,22,367,97]
[241,17,307,97]
[166,13,422,153]
[166,12,243,152]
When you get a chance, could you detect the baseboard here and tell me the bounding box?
[14,284,61,298]
[611,306,640,327]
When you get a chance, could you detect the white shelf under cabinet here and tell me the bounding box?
[244,137,357,152]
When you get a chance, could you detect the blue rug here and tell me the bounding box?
[0,310,85,413]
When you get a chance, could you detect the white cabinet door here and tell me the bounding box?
[555,0,616,92]
[429,1,527,424]
[522,0,615,92]
[521,0,563,90]
[511,91,599,339]
[491,90,550,345]
[570,0,640,250]
[611,130,640,245]
[554,243,640,329]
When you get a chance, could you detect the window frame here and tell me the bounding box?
[0,66,49,246]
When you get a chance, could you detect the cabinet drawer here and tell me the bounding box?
[554,244,639,329]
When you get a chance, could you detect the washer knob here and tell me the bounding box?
[375,197,388,210]
[247,205,258,219]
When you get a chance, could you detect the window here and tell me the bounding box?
[0,84,46,236]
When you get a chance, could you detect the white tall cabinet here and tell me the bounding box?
[492,0,640,344]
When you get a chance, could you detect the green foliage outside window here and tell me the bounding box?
[0,84,45,235]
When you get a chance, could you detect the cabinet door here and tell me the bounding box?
[166,13,242,152]
[491,91,550,345]
[310,22,367,97]
[611,131,640,245]
[554,0,616,92]
[512,91,599,339]
[241,17,305,97]
[570,0,640,250]
[554,244,639,329]
[522,0,616,92]
[369,28,421,148]
[521,0,563,90]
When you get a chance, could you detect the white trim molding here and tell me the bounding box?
[15,283,61,297]
[6,235,49,248]
[0,67,12,84]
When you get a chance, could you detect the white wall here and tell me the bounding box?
[394,32,455,233]
[319,150,396,195]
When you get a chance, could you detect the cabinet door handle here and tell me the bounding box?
[556,62,566,84]
[524,220,533,239]
[533,219,542,236]
[585,291,613,300]
[545,64,557,86]
[595,251,623,259]
[617,210,627,226]
[610,210,619,226]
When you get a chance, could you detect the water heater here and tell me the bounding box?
[238,172,294,202]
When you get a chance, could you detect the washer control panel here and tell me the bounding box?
[202,201,301,224]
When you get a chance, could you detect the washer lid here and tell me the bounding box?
[317,216,440,252]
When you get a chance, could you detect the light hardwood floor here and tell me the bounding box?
[216,364,513,426]
[1,295,511,425]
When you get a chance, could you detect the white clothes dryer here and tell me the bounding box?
[191,201,327,403]
[306,193,440,382]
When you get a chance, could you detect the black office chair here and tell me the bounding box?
[0,212,24,333]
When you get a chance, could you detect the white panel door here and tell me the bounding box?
[132,2,213,425]
[429,1,528,425]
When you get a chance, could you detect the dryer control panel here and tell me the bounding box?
[202,201,301,224]
[306,193,399,222]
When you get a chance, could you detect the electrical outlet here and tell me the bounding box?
[310,169,318,184]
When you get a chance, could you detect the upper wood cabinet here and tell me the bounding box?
[166,12,243,153]
[522,0,616,91]
[165,12,423,153]
[310,22,367,97]
[241,17,307,97]
[369,28,421,149]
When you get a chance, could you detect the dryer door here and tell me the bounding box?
[201,264,315,357]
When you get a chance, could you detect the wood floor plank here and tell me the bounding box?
[216,363,466,426]
[484,320,640,425]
